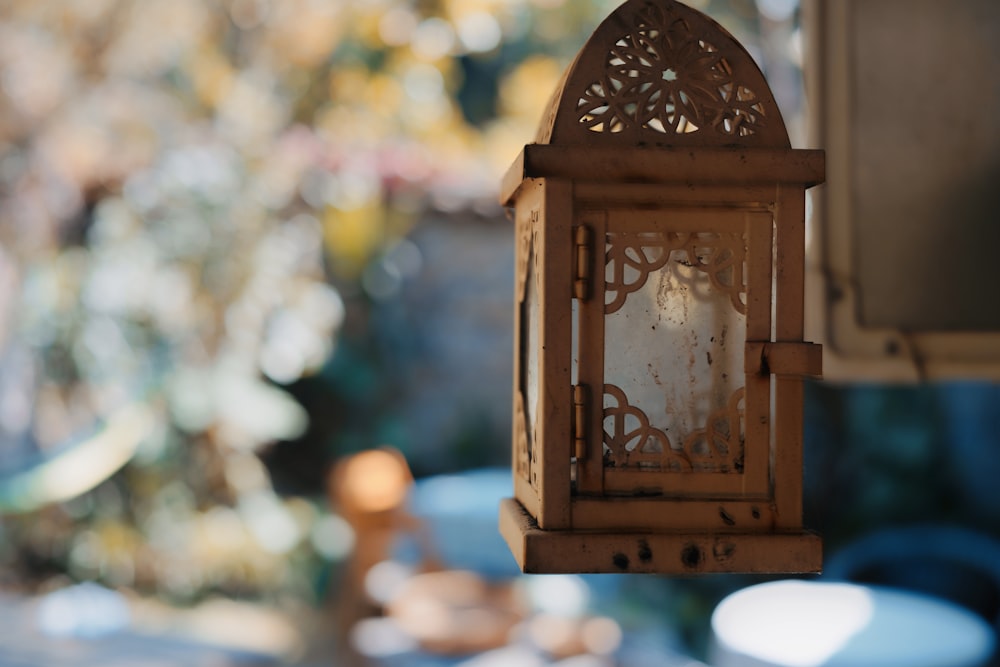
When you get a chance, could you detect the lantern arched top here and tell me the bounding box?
[535,0,790,149]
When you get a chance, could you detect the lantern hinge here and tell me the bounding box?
[573,384,589,460]
[574,225,592,300]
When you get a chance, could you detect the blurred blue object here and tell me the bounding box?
[0,583,285,666]
[824,523,1000,631]
[939,383,1000,522]
[399,469,626,603]
[710,580,996,667]
[401,468,520,578]
[36,582,131,639]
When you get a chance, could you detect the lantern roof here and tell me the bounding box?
[500,0,824,205]
[536,0,789,148]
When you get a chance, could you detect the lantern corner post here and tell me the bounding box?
[501,168,575,560]
[771,182,816,530]
[535,178,574,530]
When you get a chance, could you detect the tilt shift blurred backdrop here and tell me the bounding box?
[0,1,998,666]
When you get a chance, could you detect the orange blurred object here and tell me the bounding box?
[334,448,413,516]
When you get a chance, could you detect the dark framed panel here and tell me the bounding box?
[805,0,1000,379]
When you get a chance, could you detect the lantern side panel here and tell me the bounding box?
[512,182,545,517]
[520,234,540,472]
[512,178,575,529]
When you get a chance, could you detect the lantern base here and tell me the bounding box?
[499,498,821,574]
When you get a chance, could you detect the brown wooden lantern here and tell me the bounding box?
[498,0,825,574]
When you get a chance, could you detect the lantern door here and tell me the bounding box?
[572,207,775,530]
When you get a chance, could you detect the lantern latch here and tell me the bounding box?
[573,384,589,459]
[745,342,823,377]
[574,225,592,300]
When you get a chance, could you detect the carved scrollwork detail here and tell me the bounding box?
[603,384,692,471]
[603,384,745,473]
[514,394,531,483]
[576,2,767,138]
[605,231,746,315]
[680,232,746,314]
[605,231,683,314]
[683,387,745,472]
[516,217,534,298]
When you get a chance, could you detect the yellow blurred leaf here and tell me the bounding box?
[187,45,235,109]
[267,0,345,67]
[323,199,383,277]
[499,55,565,122]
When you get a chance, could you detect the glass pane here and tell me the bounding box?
[520,244,539,446]
[603,231,746,472]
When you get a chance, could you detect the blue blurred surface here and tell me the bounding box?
[401,468,519,578]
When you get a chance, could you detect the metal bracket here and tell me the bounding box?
[745,341,823,377]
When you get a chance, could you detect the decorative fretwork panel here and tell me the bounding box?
[605,231,747,315]
[602,383,692,471]
[684,385,745,473]
[577,4,766,137]
[514,393,531,482]
[601,226,748,476]
[516,225,540,489]
[515,218,532,297]
[603,384,745,472]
